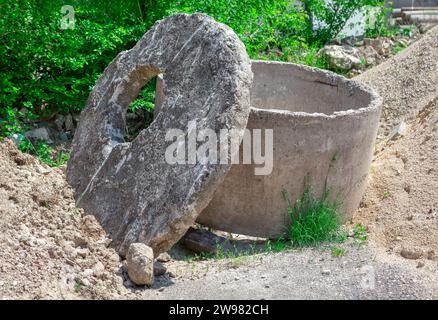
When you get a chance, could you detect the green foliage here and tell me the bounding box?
[0,0,149,126]
[0,108,29,137]
[364,2,392,38]
[352,223,368,244]
[166,0,310,62]
[129,80,156,113]
[74,280,84,292]
[331,246,347,257]
[383,190,391,199]
[19,138,70,167]
[302,0,385,45]
[281,180,346,247]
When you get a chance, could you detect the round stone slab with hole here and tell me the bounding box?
[66,13,253,256]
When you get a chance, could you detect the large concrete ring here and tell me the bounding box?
[66,14,253,256]
[197,60,382,238]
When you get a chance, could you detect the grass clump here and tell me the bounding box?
[331,246,347,258]
[352,223,368,244]
[281,180,347,248]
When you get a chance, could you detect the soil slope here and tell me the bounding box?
[355,25,438,139]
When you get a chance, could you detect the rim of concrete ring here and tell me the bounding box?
[155,59,382,122]
[248,60,383,120]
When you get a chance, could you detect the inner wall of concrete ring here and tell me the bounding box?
[156,60,382,239]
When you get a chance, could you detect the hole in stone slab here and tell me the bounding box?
[124,76,159,142]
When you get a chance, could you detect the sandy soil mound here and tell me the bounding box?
[355,96,438,262]
[355,25,438,139]
[0,139,130,299]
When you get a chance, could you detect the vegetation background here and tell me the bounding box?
[0,0,386,163]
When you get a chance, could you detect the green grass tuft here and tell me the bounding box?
[282,180,346,248]
[331,246,347,258]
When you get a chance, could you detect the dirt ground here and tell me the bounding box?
[0,26,437,300]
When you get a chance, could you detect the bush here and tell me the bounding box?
[0,0,149,132]
[166,0,310,61]
[301,0,385,45]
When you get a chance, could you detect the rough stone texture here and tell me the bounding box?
[126,243,154,286]
[196,61,382,238]
[153,261,167,276]
[319,45,361,71]
[364,38,393,57]
[400,247,423,260]
[24,127,53,144]
[66,14,253,256]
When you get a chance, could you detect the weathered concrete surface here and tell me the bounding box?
[197,60,382,238]
[67,13,253,256]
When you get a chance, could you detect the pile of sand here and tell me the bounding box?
[354,26,438,263]
[355,25,438,139]
[0,139,131,299]
[355,96,438,261]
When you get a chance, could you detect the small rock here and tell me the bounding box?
[400,247,423,260]
[82,268,94,278]
[417,261,425,268]
[123,279,135,288]
[76,248,89,258]
[92,262,105,278]
[126,243,154,286]
[322,269,331,276]
[59,132,69,142]
[65,114,75,132]
[157,252,171,263]
[181,228,223,254]
[48,247,58,259]
[35,164,52,175]
[396,38,409,48]
[358,45,381,67]
[72,235,88,248]
[319,45,361,71]
[24,127,54,144]
[426,250,435,260]
[388,121,407,141]
[80,278,91,287]
[364,38,393,56]
[154,261,167,276]
[54,115,65,131]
